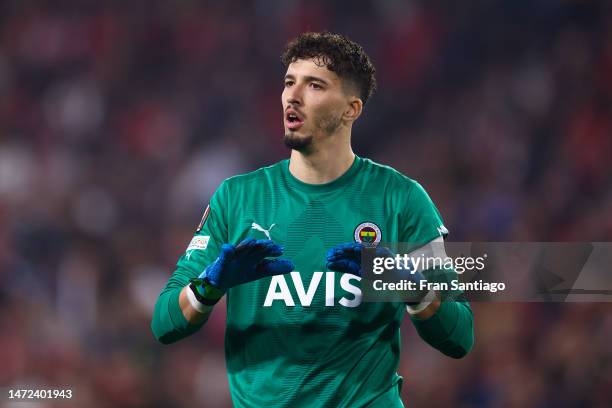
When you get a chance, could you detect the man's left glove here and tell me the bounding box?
[326,242,430,305]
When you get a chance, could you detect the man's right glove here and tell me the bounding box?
[190,238,294,305]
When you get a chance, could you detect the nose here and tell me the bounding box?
[285,85,303,106]
[287,95,301,106]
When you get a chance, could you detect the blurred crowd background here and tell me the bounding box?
[1,0,611,407]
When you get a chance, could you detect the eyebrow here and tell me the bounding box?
[284,74,329,85]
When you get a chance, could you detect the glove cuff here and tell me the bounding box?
[189,278,225,306]
[406,289,437,314]
[186,283,215,314]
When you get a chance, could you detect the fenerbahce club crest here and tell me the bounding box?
[354,222,381,246]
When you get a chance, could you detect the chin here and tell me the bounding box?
[283,132,313,151]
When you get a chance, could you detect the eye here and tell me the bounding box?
[310,83,323,90]
[284,80,294,87]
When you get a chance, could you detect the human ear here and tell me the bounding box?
[343,98,363,122]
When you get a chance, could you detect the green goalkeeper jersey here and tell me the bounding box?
[152,156,474,407]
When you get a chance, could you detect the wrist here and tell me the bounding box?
[409,295,441,320]
[405,289,437,315]
[185,284,215,315]
[404,271,429,305]
[189,278,225,305]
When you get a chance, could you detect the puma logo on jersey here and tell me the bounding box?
[251,222,276,239]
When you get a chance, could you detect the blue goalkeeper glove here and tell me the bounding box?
[326,242,429,305]
[191,238,294,303]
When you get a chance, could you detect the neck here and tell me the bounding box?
[288,132,355,184]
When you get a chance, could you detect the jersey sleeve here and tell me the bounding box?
[176,182,229,277]
[400,181,448,246]
[151,181,229,344]
[399,181,474,358]
[410,297,474,358]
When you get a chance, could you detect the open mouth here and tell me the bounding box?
[285,109,304,130]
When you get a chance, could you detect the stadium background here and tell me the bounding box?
[1,0,611,406]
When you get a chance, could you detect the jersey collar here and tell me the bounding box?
[283,155,363,193]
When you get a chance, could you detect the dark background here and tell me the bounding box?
[0,0,611,406]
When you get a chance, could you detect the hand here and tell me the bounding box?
[326,242,429,305]
[199,238,294,292]
[326,242,396,276]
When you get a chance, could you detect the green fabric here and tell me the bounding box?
[151,287,206,344]
[151,156,474,407]
[411,300,474,359]
[368,381,404,408]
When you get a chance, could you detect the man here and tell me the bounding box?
[152,32,474,407]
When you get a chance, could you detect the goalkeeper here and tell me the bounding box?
[152,32,474,408]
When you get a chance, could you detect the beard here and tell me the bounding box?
[283,111,343,152]
[283,133,313,151]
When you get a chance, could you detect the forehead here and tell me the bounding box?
[285,58,341,85]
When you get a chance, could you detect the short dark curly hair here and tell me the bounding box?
[281,32,377,104]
